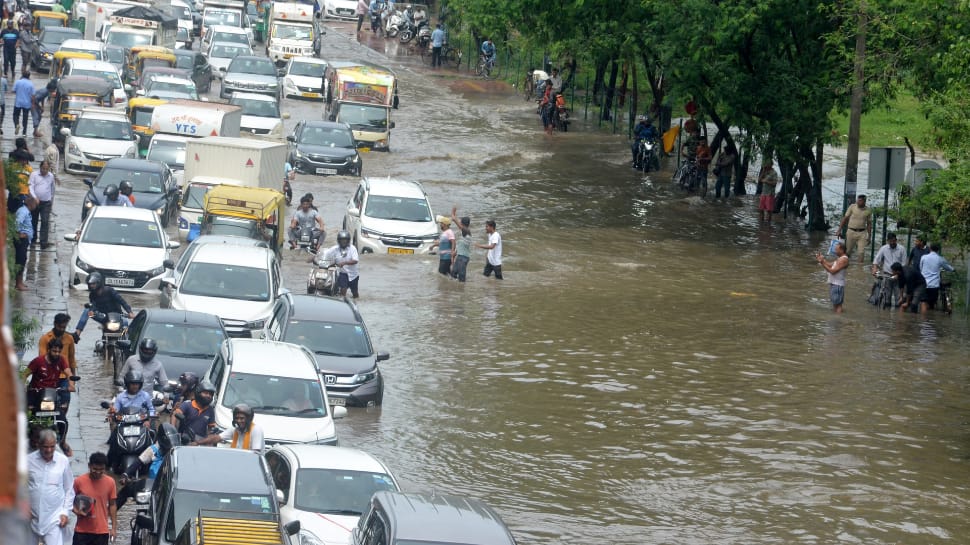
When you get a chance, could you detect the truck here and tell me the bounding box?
[82,0,142,41]
[325,63,398,151]
[201,0,249,41]
[266,2,318,65]
[178,136,287,240]
[105,5,179,50]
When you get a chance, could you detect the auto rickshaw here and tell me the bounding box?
[127,45,174,78]
[127,97,168,157]
[130,51,177,86]
[51,76,114,132]
[201,185,286,255]
[51,51,96,82]
[32,11,68,34]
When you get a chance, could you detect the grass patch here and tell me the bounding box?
[833,92,936,150]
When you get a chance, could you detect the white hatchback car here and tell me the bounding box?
[343,177,439,254]
[160,242,283,337]
[282,56,328,100]
[230,92,288,138]
[206,40,255,79]
[57,38,107,61]
[64,205,179,292]
[265,445,400,545]
[62,58,130,109]
[323,0,356,19]
[61,107,138,175]
[203,339,347,446]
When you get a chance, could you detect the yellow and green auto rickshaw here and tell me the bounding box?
[127,97,168,157]
[131,51,177,86]
[127,45,174,79]
[51,50,96,81]
[32,11,69,34]
[51,75,114,132]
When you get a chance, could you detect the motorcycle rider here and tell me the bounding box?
[117,338,169,398]
[73,272,135,343]
[288,195,325,252]
[631,115,660,168]
[172,379,217,444]
[321,230,360,298]
[116,423,179,509]
[173,371,199,405]
[102,184,132,207]
[197,403,265,453]
[119,180,135,205]
[549,67,563,94]
[107,371,155,469]
[38,313,77,413]
[23,337,72,455]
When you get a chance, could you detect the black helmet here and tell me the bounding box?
[195,379,216,406]
[138,338,158,362]
[86,272,104,290]
[179,372,199,392]
[156,423,180,455]
[119,180,133,195]
[104,184,120,201]
[124,370,145,388]
[232,403,254,430]
[337,230,351,247]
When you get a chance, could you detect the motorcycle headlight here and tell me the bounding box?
[178,216,188,229]
[106,320,122,332]
[42,52,52,59]
[156,205,166,216]
[68,141,80,155]
[84,200,95,209]
[40,400,56,411]
[75,257,94,272]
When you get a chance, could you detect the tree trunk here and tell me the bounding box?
[602,59,619,121]
[592,59,608,107]
[806,139,828,231]
[843,3,867,214]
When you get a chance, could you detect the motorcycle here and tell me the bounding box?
[26,377,79,449]
[414,20,431,49]
[384,8,403,37]
[101,400,155,477]
[87,302,127,375]
[307,256,339,296]
[635,138,661,172]
[294,225,324,253]
[398,9,417,42]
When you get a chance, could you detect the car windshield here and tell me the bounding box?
[146,80,197,98]
[232,97,278,117]
[107,31,152,49]
[146,140,186,169]
[294,468,396,515]
[177,28,190,40]
[165,490,274,541]
[180,262,270,301]
[364,195,432,222]
[105,47,125,64]
[214,31,249,46]
[73,118,132,140]
[337,104,387,130]
[229,57,276,76]
[181,183,212,209]
[132,108,154,127]
[273,23,311,40]
[210,43,249,58]
[95,168,164,194]
[70,69,122,89]
[221,372,328,417]
[143,321,223,358]
[299,127,353,148]
[282,320,371,357]
[205,10,241,26]
[289,61,325,77]
[174,54,192,69]
[81,217,162,247]
[43,29,79,46]
[204,216,260,239]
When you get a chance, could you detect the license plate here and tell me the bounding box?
[34,411,58,417]
[329,397,346,406]
[358,147,370,153]
[122,427,142,436]
[106,277,136,287]
[90,160,105,168]
[301,92,319,98]
[387,247,413,255]
[315,168,337,175]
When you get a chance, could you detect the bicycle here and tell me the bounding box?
[476,54,497,79]
[423,42,461,68]
[939,280,954,314]
[869,271,900,309]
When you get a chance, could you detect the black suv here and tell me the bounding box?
[263,293,388,407]
[352,491,517,545]
[133,446,298,545]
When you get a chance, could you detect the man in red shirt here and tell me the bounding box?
[25,337,68,391]
[72,452,117,545]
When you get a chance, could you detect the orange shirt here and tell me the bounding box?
[73,473,117,535]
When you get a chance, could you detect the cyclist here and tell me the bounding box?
[481,38,496,65]
[631,115,659,167]
[73,272,135,343]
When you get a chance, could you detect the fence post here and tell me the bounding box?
[583,75,589,121]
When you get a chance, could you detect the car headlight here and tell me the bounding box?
[156,205,166,216]
[147,265,165,276]
[68,141,80,155]
[268,81,278,88]
[352,153,361,163]
[293,148,304,158]
[298,531,325,545]
[375,139,388,148]
[76,257,94,272]
[126,146,137,158]
[246,319,265,330]
[360,227,381,239]
[84,200,95,209]
[352,368,378,384]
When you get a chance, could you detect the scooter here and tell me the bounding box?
[294,226,323,253]
[414,20,431,49]
[307,256,339,296]
[384,8,403,37]
[26,377,79,449]
[87,303,127,375]
[101,400,155,478]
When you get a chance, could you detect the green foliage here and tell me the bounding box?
[831,92,935,148]
[12,309,40,353]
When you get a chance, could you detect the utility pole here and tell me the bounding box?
[844,1,867,215]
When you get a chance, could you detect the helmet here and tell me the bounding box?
[231,403,254,430]
[156,423,180,455]
[86,272,104,291]
[104,184,120,201]
[179,372,199,392]
[124,370,145,389]
[195,379,216,406]
[138,338,158,362]
[337,230,351,247]
[119,180,133,195]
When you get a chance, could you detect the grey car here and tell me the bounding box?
[220,55,281,101]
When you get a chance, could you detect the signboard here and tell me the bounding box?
[867,147,906,190]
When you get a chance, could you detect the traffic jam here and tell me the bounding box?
[22,0,516,543]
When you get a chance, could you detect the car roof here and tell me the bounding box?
[284,294,361,325]
[140,308,225,329]
[170,447,273,494]
[78,107,129,121]
[187,234,270,248]
[364,177,427,199]
[172,49,200,58]
[289,56,327,65]
[101,158,167,172]
[226,339,317,378]
[231,91,275,102]
[271,445,393,474]
[374,491,516,545]
[148,75,195,85]
[301,120,350,131]
[209,24,247,34]
[43,27,81,37]
[190,243,273,266]
[66,58,116,71]
[60,39,104,49]
[89,205,158,222]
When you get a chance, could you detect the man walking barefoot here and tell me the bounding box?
[817,241,850,313]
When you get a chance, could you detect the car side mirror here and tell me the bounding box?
[99,400,111,409]
[135,513,154,531]
[60,128,71,136]
[276,489,286,504]
[389,121,395,129]
[376,351,389,362]
[332,406,347,419]
[167,241,181,250]
[284,520,300,536]
[63,232,77,242]
[282,112,290,119]
[163,259,175,269]
[348,207,360,218]
[286,135,295,142]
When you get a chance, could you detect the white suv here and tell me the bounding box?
[61,107,138,174]
[160,242,282,337]
[203,338,346,446]
[342,178,439,255]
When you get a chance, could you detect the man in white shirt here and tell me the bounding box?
[548,67,563,94]
[871,231,906,276]
[27,429,75,545]
[322,230,360,298]
[27,159,57,249]
[476,219,503,280]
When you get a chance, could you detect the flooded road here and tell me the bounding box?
[22,18,970,545]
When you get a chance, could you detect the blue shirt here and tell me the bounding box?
[919,251,954,289]
[16,203,33,242]
[0,28,18,51]
[431,28,444,48]
[103,196,133,207]
[14,78,34,109]
[481,41,495,57]
[113,389,156,417]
